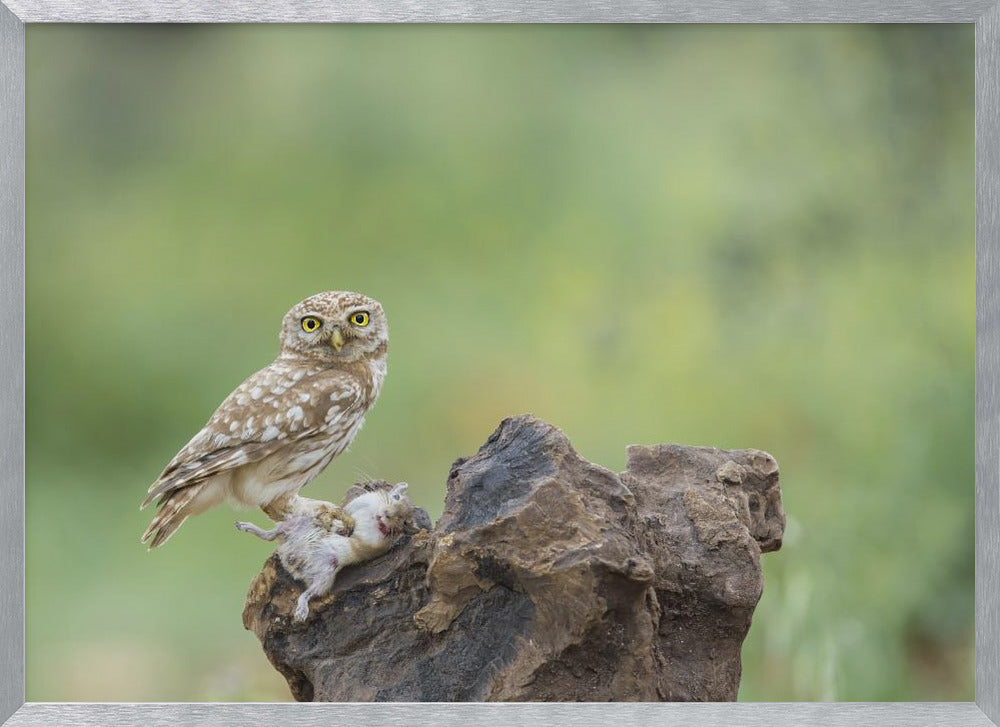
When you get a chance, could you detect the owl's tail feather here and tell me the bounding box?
[141,488,198,549]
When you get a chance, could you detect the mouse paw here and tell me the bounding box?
[293,602,310,622]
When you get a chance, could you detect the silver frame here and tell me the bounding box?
[0,2,996,725]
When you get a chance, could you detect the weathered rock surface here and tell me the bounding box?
[242,415,785,701]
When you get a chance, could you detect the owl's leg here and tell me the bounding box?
[234,520,283,541]
[295,497,355,536]
[263,494,356,536]
[260,493,296,521]
[293,563,341,622]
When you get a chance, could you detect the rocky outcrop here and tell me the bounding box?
[242,415,785,701]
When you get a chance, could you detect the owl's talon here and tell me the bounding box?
[337,513,357,536]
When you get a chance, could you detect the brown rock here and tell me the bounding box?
[242,415,785,701]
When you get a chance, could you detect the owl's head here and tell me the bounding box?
[279,291,388,362]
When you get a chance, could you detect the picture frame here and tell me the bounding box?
[0,2,997,725]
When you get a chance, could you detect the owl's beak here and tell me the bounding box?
[330,327,345,352]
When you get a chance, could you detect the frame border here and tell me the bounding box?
[1,3,996,725]
[0,1,998,23]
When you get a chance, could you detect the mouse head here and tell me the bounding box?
[376,483,415,536]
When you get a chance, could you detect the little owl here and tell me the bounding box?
[140,291,388,548]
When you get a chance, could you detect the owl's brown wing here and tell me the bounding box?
[141,363,365,509]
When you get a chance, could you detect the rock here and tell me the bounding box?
[242,415,785,701]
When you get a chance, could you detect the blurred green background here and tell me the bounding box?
[25,24,973,702]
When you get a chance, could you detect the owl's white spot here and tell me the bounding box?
[264,416,274,426]
[213,433,231,448]
[261,425,283,442]
[229,421,239,432]
[299,393,311,403]
[275,413,284,424]
[291,370,305,382]
[236,394,249,406]
[263,395,275,404]
[287,406,304,421]
[250,387,263,400]
[271,386,286,395]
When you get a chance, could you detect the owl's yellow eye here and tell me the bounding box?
[300,316,322,333]
[350,311,370,327]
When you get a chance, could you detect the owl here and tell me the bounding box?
[140,291,388,548]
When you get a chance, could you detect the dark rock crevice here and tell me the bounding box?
[242,415,785,701]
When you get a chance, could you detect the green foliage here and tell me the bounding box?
[25,24,973,701]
